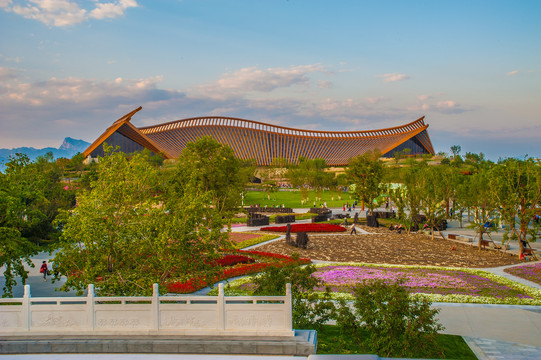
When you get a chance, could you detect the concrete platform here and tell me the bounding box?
[0,330,317,356]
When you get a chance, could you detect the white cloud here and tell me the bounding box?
[197,64,328,99]
[417,94,432,101]
[365,96,390,104]
[318,80,331,89]
[507,70,519,76]
[436,100,457,109]
[376,72,410,83]
[2,0,138,27]
[90,0,137,20]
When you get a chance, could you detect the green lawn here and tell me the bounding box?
[244,189,358,208]
[316,325,477,359]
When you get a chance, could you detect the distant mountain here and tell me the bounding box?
[0,137,90,171]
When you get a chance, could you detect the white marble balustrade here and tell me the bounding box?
[0,283,293,337]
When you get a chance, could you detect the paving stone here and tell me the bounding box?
[178,342,205,353]
[152,341,179,353]
[1,342,28,354]
[76,341,102,353]
[126,341,153,353]
[102,341,128,353]
[202,341,231,354]
[26,342,52,353]
[230,341,258,354]
[308,355,379,360]
[257,343,284,354]
[50,342,77,353]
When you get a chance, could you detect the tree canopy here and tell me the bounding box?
[53,141,235,296]
[347,150,385,215]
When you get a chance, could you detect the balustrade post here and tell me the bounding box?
[87,284,95,331]
[218,283,225,331]
[23,284,31,331]
[152,283,160,331]
[285,283,292,330]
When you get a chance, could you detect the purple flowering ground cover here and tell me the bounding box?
[504,262,541,285]
[313,265,533,300]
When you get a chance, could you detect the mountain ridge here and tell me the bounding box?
[0,137,90,169]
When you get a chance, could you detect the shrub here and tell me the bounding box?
[252,261,335,330]
[334,280,444,358]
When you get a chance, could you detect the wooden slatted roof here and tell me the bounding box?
[84,107,435,165]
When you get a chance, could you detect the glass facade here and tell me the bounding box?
[89,131,147,158]
[382,136,428,157]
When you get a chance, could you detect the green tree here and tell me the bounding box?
[285,157,332,204]
[467,163,499,250]
[260,157,289,200]
[0,153,67,296]
[491,158,541,255]
[417,165,449,240]
[53,147,229,296]
[450,145,461,158]
[252,262,335,330]
[347,150,385,216]
[334,280,443,358]
[169,136,252,217]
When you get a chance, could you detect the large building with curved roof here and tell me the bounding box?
[84,107,434,166]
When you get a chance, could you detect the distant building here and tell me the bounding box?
[83,107,434,166]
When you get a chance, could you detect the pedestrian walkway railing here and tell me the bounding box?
[0,283,293,337]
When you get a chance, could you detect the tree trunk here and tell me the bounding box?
[478,230,483,251]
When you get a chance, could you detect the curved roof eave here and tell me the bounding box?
[139,115,428,139]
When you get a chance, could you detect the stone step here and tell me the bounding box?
[0,330,316,356]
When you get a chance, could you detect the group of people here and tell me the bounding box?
[343,201,357,212]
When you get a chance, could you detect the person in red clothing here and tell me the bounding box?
[40,261,48,281]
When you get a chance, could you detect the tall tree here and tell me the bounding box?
[417,165,449,240]
[169,136,252,217]
[491,158,541,255]
[53,146,230,296]
[347,150,385,216]
[0,153,69,296]
[467,163,499,250]
[285,157,332,204]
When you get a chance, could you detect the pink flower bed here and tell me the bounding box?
[313,265,533,299]
[261,223,346,233]
[504,262,541,285]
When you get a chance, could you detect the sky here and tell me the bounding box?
[0,0,540,160]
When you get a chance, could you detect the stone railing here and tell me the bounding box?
[0,283,293,337]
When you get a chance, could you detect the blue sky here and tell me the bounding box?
[1,0,540,159]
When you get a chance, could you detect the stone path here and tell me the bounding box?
[464,337,541,360]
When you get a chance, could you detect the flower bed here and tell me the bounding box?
[260,223,346,233]
[504,262,541,285]
[218,262,541,305]
[166,250,311,294]
[312,263,541,305]
[228,232,280,249]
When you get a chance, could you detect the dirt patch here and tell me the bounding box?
[256,226,524,268]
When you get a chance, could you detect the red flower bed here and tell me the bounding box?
[260,223,346,233]
[215,254,254,267]
[166,251,311,294]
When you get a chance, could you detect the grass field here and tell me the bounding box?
[244,189,358,208]
[316,325,477,359]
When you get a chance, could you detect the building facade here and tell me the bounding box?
[84,107,434,166]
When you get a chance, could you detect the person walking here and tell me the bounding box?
[40,261,48,281]
[350,223,357,235]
